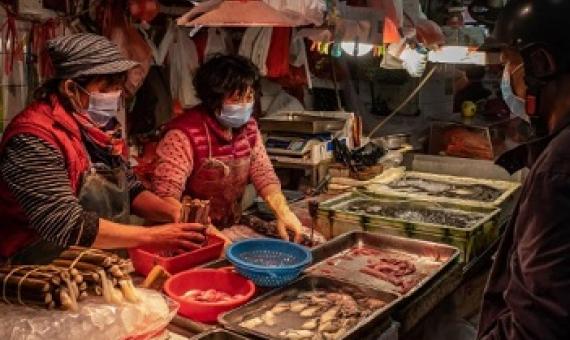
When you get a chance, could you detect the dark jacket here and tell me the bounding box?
[478,116,570,339]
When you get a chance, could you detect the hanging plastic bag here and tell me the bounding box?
[100,0,152,96]
[204,27,231,57]
[168,26,200,108]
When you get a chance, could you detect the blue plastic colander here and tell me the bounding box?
[226,238,312,287]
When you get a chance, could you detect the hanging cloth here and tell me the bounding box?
[266,27,291,79]
[239,27,272,76]
[168,26,200,108]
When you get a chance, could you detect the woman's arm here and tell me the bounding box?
[0,134,205,251]
[93,218,205,250]
[151,129,194,200]
[131,190,181,222]
[248,131,303,242]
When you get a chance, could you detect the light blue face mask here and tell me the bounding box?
[501,63,529,122]
[216,102,254,128]
[77,84,122,127]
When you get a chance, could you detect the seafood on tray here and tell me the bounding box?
[181,289,245,303]
[311,246,443,295]
[238,286,387,339]
[343,199,485,229]
[386,177,503,202]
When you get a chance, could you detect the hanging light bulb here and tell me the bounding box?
[340,42,374,57]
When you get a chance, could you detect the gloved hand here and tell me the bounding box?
[264,191,303,243]
[399,45,428,78]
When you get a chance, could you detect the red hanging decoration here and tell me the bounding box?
[129,0,160,24]
[0,14,24,76]
[31,20,58,80]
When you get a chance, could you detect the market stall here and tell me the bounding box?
[0,0,530,339]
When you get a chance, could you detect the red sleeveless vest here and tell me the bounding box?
[165,105,258,226]
[0,96,89,257]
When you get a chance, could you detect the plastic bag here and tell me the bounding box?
[204,27,231,57]
[168,26,200,108]
[0,289,178,340]
[100,1,152,96]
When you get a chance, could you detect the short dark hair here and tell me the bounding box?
[193,54,260,114]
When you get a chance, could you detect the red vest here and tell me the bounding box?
[0,96,89,257]
[166,106,258,168]
[165,106,258,226]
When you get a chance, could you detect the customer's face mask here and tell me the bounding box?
[75,83,122,127]
[216,102,254,129]
[501,63,528,122]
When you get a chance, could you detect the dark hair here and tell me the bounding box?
[193,54,260,114]
[34,72,127,104]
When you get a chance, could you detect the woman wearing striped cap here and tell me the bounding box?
[0,33,205,264]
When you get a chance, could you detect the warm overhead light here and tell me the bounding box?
[427,46,500,65]
[340,42,374,57]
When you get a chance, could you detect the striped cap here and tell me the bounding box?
[47,33,139,79]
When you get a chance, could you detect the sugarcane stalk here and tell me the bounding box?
[58,250,116,268]
[52,259,102,273]
[74,274,83,284]
[59,288,78,311]
[81,272,100,283]
[108,265,126,279]
[2,288,52,303]
[0,269,62,286]
[1,295,54,307]
[0,274,51,292]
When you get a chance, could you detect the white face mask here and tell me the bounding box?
[77,84,122,127]
[501,63,529,123]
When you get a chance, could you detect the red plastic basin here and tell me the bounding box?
[128,235,224,276]
[164,268,255,323]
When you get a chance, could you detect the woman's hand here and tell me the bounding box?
[276,210,303,243]
[263,189,304,243]
[146,222,206,251]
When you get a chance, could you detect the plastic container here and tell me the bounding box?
[164,268,255,324]
[226,238,312,287]
[129,235,224,275]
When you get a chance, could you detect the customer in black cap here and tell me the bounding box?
[478,0,570,339]
[0,33,205,264]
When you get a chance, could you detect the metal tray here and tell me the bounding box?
[191,329,250,340]
[260,113,345,134]
[219,275,398,340]
[308,231,460,297]
[317,192,499,262]
[365,168,520,209]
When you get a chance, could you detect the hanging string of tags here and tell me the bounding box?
[309,40,386,58]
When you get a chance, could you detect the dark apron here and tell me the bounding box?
[8,131,130,265]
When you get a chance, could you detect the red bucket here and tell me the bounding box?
[164,268,255,323]
[129,235,224,276]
